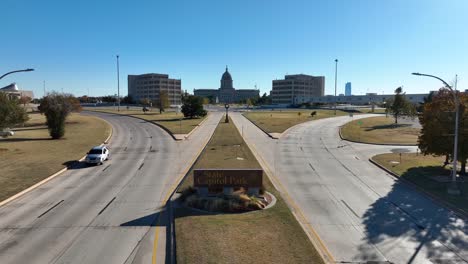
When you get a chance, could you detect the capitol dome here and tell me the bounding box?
[220,66,233,89]
[222,67,232,81]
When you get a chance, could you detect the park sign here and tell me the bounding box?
[194,169,263,190]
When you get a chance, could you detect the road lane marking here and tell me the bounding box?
[102,164,111,171]
[97,197,116,215]
[341,200,360,219]
[37,200,64,218]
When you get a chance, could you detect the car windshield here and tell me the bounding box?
[88,149,102,155]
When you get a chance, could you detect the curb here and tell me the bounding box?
[0,115,113,208]
[369,158,468,219]
[338,123,417,146]
[241,113,279,139]
[178,113,209,140]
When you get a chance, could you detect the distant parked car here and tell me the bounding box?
[85,146,109,165]
[0,130,14,138]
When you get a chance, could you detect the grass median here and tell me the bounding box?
[372,153,468,212]
[0,113,111,202]
[340,116,419,145]
[243,109,350,134]
[175,117,324,264]
[84,107,204,135]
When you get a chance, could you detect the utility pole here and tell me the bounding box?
[117,55,120,112]
[334,59,338,115]
[43,81,46,97]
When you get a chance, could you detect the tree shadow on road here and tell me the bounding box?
[356,178,468,262]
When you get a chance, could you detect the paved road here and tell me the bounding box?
[231,112,467,264]
[0,111,221,264]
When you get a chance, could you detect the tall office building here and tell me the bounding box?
[345,82,352,96]
[271,74,325,104]
[128,73,182,105]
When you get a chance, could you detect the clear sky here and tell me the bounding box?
[2,0,467,98]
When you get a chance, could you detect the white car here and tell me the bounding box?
[85,146,109,165]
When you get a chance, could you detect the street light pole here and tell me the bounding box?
[412,72,460,195]
[334,59,338,115]
[0,68,34,80]
[116,55,120,112]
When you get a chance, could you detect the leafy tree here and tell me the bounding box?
[154,91,170,114]
[38,92,82,139]
[181,95,207,119]
[121,95,134,104]
[101,95,118,103]
[19,95,32,107]
[202,97,210,105]
[140,98,151,106]
[386,87,416,123]
[0,92,29,131]
[255,93,271,105]
[419,88,468,175]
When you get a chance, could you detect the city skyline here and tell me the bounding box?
[2,0,467,98]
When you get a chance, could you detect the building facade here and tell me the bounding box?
[271,74,325,104]
[345,82,352,96]
[0,83,34,99]
[194,67,259,103]
[128,73,181,105]
[294,93,429,105]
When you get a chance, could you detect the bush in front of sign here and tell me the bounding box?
[182,192,268,213]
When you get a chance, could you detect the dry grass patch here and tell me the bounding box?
[373,153,468,212]
[243,109,350,134]
[0,113,111,201]
[341,116,419,144]
[84,107,204,134]
[175,117,324,264]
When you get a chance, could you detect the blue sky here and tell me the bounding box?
[2,0,467,98]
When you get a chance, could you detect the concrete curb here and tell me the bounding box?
[0,115,113,208]
[176,113,209,140]
[241,113,279,139]
[369,158,468,219]
[338,122,417,146]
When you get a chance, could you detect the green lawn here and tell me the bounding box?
[0,113,111,202]
[84,107,205,135]
[243,109,350,134]
[340,116,419,145]
[372,153,468,213]
[175,117,324,264]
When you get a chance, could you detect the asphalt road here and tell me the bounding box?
[231,112,468,264]
[0,111,221,264]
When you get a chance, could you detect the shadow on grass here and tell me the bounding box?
[356,166,468,262]
[364,123,412,131]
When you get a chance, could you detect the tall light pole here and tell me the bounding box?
[0,68,34,80]
[116,55,120,112]
[412,72,460,195]
[334,59,338,115]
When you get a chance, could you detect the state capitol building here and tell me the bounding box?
[194,67,259,103]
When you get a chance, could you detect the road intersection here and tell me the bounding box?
[0,110,466,263]
[230,112,467,263]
